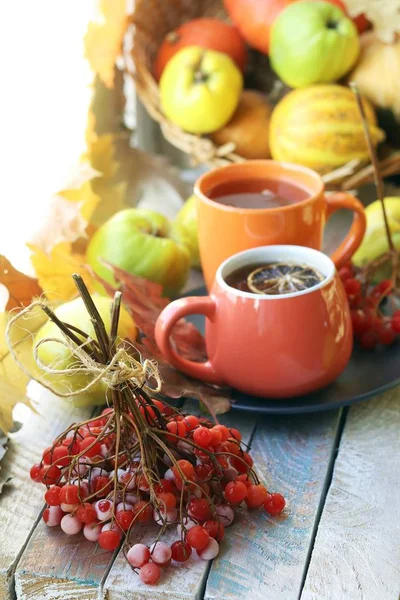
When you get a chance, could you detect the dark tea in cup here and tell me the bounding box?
[208,178,310,209]
[224,262,325,295]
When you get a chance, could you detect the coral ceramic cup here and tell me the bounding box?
[195,160,366,290]
[155,245,353,398]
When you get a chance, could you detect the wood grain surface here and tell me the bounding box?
[204,411,342,600]
[0,382,92,600]
[301,389,400,600]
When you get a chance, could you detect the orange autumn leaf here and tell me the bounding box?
[0,255,42,311]
[28,242,95,302]
[84,0,127,88]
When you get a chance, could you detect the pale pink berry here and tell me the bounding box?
[60,514,83,535]
[120,471,136,490]
[126,543,150,568]
[116,502,133,513]
[94,499,113,521]
[72,456,91,476]
[125,493,139,505]
[90,467,107,479]
[164,468,174,481]
[101,522,120,533]
[197,538,219,560]
[215,504,234,527]
[43,505,63,527]
[153,508,177,525]
[83,522,102,542]
[150,541,172,566]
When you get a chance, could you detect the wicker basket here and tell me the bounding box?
[127,0,400,188]
[127,0,254,167]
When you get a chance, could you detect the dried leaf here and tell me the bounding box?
[343,0,400,42]
[0,306,46,433]
[84,0,127,88]
[101,266,232,413]
[28,242,95,302]
[29,164,101,255]
[0,256,42,311]
[83,133,128,227]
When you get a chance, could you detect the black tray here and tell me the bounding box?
[183,287,400,414]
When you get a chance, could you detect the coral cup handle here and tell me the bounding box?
[325,192,367,269]
[155,296,225,386]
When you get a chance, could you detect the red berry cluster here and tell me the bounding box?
[30,400,285,586]
[339,263,400,350]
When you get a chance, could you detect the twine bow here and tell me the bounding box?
[6,300,162,399]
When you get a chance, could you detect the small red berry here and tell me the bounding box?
[44,485,62,506]
[246,484,269,509]
[359,331,378,350]
[193,426,213,448]
[224,481,248,505]
[184,415,199,430]
[186,525,210,551]
[344,277,361,296]
[187,498,212,522]
[378,322,396,346]
[264,492,286,516]
[80,437,102,458]
[139,562,161,585]
[75,503,97,524]
[116,510,135,531]
[203,520,225,541]
[392,310,400,333]
[30,463,43,483]
[59,484,80,505]
[338,265,354,281]
[98,529,121,551]
[41,465,61,486]
[171,540,192,562]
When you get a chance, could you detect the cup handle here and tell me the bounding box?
[325,192,367,269]
[155,296,225,386]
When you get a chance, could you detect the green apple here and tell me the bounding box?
[35,295,137,406]
[86,208,191,297]
[175,195,201,269]
[270,1,360,88]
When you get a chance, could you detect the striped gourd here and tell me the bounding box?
[269,85,385,174]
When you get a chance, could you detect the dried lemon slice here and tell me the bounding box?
[247,262,325,295]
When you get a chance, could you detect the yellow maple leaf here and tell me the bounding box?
[84,0,127,88]
[84,132,128,227]
[0,306,46,433]
[28,242,95,302]
[29,163,101,255]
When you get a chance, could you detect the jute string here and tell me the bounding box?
[6,300,162,398]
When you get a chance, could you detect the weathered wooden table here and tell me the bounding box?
[0,375,399,600]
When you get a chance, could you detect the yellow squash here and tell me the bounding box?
[269,85,385,174]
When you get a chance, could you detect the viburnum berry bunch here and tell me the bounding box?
[27,276,285,586]
[339,262,400,350]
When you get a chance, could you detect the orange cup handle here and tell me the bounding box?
[155,296,224,386]
[325,192,367,269]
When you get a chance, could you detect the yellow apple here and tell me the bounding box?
[160,46,243,134]
[35,295,137,406]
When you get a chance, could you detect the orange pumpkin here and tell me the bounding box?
[224,0,369,55]
[153,18,248,82]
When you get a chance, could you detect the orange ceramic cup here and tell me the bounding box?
[194,160,366,290]
[155,245,353,398]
